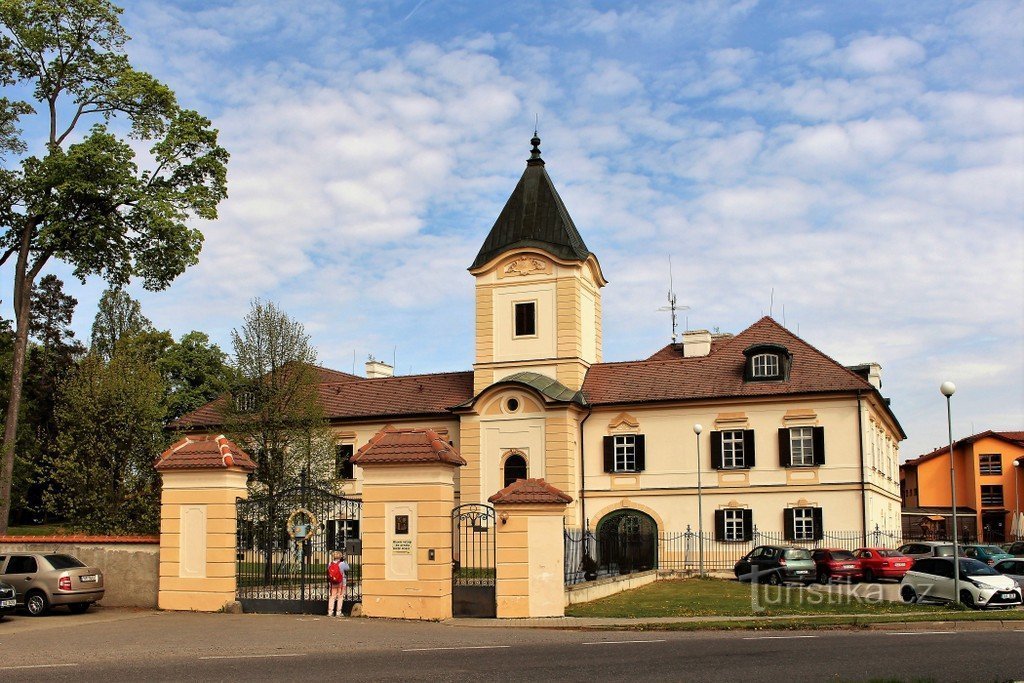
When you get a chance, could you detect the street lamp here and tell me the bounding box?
[694,423,704,578]
[941,381,960,604]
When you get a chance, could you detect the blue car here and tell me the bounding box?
[963,544,1013,566]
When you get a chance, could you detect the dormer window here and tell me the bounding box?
[743,343,792,382]
[751,353,779,378]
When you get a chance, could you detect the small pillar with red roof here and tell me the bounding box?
[488,478,572,618]
[154,435,256,612]
[352,426,466,620]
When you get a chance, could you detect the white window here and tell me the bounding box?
[724,509,744,541]
[614,435,636,472]
[793,507,814,541]
[751,353,779,378]
[722,431,745,469]
[790,427,814,466]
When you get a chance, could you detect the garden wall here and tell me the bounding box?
[0,535,159,608]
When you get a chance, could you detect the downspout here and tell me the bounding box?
[578,406,593,531]
[857,390,868,546]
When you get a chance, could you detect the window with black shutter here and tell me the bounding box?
[716,508,748,542]
[783,507,796,541]
[335,444,355,480]
[778,429,792,467]
[603,434,646,473]
[742,509,754,541]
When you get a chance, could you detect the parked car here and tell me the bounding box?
[900,557,1022,609]
[0,553,104,616]
[963,544,1013,566]
[993,558,1024,585]
[0,580,16,619]
[896,541,956,561]
[853,547,914,582]
[811,548,863,584]
[1004,541,1024,557]
[734,545,815,585]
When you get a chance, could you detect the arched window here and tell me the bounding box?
[503,453,528,488]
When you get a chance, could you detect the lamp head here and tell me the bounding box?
[940,381,956,397]
[693,423,703,435]
[1015,460,1022,469]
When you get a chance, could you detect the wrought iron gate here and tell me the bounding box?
[236,481,361,614]
[451,504,496,618]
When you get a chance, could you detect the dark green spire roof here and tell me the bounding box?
[470,135,592,270]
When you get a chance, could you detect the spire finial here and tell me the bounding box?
[528,118,544,165]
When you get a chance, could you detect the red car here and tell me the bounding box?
[811,548,863,583]
[853,547,913,582]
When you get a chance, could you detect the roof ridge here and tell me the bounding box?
[317,369,472,387]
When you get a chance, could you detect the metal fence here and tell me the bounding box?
[566,525,905,585]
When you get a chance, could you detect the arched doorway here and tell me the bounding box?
[596,509,657,575]
[503,452,527,488]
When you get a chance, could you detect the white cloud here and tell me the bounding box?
[842,35,926,74]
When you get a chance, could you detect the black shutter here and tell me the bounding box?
[710,431,723,470]
[812,507,824,540]
[743,429,756,468]
[742,509,754,541]
[812,427,826,465]
[783,507,796,541]
[634,434,646,472]
[714,510,726,541]
[779,428,791,467]
[603,436,615,473]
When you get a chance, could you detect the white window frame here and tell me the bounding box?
[613,434,636,472]
[751,353,779,378]
[724,509,745,541]
[790,427,814,466]
[722,430,745,469]
[793,507,814,541]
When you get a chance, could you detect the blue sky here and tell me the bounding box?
[12,0,1024,459]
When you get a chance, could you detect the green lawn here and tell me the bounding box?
[3,523,72,536]
[566,578,944,618]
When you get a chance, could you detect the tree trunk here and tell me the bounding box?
[0,235,35,534]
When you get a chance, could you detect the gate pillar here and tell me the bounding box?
[352,427,465,620]
[489,478,572,618]
[154,435,255,612]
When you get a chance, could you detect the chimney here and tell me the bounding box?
[865,362,882,390]
[681,330,712,358]
[365,355,394,379]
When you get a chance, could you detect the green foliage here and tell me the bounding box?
[48,344,166,533]
[89,287,153,359]
[158,330,230,421]
[222,300,336,494]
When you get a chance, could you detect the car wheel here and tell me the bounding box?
[900,585,918,604]
[767,572,782,586]
[817,571,830,585]
[25,590,49,616]
[68,603,90,614]
[863,568,874,583]
[959,589,977,609]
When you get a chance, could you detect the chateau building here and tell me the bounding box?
[178,136,905,543]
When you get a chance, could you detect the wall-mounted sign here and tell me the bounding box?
[395,514,409,535]
[392,539,412,554]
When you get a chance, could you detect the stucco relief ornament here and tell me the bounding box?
[504,257,546,276]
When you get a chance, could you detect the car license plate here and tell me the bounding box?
[796,570,810,574]
[80,575,97,583]
[1,599,14,608]
[843,564,855,569]
[895,563,906,567]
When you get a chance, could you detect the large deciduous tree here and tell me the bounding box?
[89,287,153,359]
[0,0,228,531]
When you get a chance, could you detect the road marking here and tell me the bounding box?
[582,639,667,645]
[199,654,305,660]
[0,664,80,671]
[403,645,512,652]
[742,635,818,640]
[886,631,955,636]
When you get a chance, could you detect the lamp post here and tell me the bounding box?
[941,381,960,604]
[1014,460,1021,541]
[694,423,704,578]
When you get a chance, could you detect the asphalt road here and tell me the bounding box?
[1,608,1022,682]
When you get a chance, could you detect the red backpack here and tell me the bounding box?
[328,561,343,583]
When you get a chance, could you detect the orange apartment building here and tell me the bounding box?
[901,430,1024,543]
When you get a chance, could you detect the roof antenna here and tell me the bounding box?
[657,255,690,343]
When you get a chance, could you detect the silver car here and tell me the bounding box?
[0,552,105,616]
[994,558,1024,585]
[896,541,955,561]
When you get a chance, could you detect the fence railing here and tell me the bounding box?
[565,525,906,585]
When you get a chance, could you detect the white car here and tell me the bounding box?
[994,558,1024,585]
[900,557,1022,609]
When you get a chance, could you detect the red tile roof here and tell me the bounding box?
[584,317,875,405]
[902,430,1024,468]
[352,427,466,466]
[488,478,573,505]
[155,434,256,472]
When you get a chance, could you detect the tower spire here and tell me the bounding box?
[528,130,544,166]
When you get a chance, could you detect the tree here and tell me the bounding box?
[222,300,335,496]
[158,330,230,422]
[0,0,229,531]
[47,344,166,533]
[89,287,153,359]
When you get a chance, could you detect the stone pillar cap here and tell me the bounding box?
[155,434,256,472]
[488,478,573,505]
[352,426,466,466]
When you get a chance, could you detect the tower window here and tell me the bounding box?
[514,301,536,337]
[503,453,528,488]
